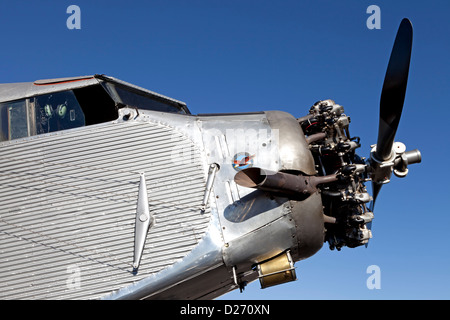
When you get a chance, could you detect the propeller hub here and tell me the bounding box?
[369,142,406,184]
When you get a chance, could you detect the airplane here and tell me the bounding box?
[0,18,421,300]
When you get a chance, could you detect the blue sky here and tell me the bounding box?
[1,1,449,299]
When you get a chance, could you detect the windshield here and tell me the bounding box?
[102,82,187,114]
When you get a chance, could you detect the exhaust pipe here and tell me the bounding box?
[234,167,337,198]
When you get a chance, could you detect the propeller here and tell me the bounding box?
[369,18,421,208]
[374,18,413,162]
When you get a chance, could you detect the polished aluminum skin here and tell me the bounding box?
[0,76,324,299]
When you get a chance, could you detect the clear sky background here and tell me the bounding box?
[0,1,449,300]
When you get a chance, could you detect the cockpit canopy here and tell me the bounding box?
[0,75,189,142]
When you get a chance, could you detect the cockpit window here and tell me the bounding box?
[0,100,28,141]
[102,82,186,114]
[0,84,118,142]
[0,78,185,143]
[35,90,85,135]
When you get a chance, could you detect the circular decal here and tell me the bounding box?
[232,152,254,171]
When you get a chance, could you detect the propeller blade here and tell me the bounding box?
[364,182,382,248]
[365,181,383,248]
[375,18,413,161]
[370,181,383,211]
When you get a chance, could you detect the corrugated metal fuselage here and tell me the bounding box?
[0,106,324,299]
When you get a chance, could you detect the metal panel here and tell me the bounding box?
[0,118,210,299]
[265,111,316,175]
[197,113,282,244]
